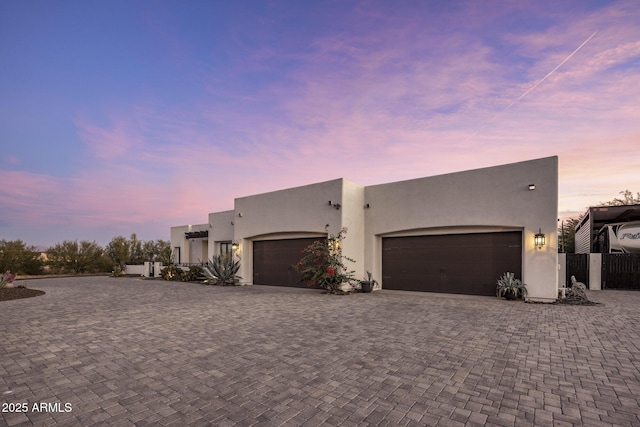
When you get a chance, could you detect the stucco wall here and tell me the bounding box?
[170,223,209,264]
[364,156,558,301]
[208,210,234,257]
[340,180,366,280]
[170,225,189,264]
[234,179,346,284]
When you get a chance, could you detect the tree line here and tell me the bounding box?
[0,234,171,275]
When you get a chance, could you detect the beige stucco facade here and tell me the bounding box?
[171,156,559,301]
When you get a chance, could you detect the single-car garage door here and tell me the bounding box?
[253,237,325,287]
[382,231,522,296]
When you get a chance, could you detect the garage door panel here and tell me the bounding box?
[382,231,522,296]
[253,238,325,287]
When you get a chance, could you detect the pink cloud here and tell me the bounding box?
[75,113,149,160]
[5,0,639,246]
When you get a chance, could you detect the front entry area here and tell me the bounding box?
[253,237,326,287]
[382,231,522,296]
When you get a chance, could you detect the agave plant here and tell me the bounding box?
[496,272,527,300]
[202,254,241,286]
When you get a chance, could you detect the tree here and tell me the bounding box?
[597,190,640,206]
[141,239,171,263]
[0,239,44,275]
[155,241,172,264]
[47,240,106,274]
[106,235,171,268]
[129,233,144,264]
[558,217,580,253]
[105,235,131,270]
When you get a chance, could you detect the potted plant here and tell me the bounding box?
[496,272,527,300]
[360,271,378,293]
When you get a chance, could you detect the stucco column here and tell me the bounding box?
[589,253,602,290]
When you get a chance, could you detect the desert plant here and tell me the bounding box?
[111,265,124,277]
[0,270,17,288]
[0,240,44,275]
[293,227,355,294]
[182,265,204,282]
[161,265,184,281]
[202,254,241,285]
[496,272,527,300]
[360,271,378,293]
[46,240,105,274]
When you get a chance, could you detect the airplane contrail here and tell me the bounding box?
[504,30,598,110]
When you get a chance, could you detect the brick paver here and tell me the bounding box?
[1,277,639,426]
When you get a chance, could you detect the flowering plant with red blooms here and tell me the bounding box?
[1,270,16,288]
[293,227,355,294]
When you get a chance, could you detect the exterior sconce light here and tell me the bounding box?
[364,203,370,209]
[328,201,341,210]
[231,241,240,253]
[238,212,243,217]
[534,228,546,249]
[528,184,536,190]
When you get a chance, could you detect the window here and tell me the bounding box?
[220,241,232,255]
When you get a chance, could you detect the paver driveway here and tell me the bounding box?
[1,277,639,426]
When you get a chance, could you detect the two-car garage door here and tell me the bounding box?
[382,231,522,296]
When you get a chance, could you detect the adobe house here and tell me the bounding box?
[171,156,558,302]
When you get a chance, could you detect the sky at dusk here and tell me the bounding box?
[1,0,639,247]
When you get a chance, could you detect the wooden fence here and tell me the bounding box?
[564,253,640,290]
[602,254,640,290]
[565,254,589,288]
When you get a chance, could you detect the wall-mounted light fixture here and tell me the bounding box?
[231,241,240,253]
[364,203,370,209]
[528,184,536,190]
[328,200,341,210]
[328,239,341,254]
[534,228,546,249]
[238,212,243,217]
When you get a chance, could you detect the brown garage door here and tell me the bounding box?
[253,237,325,287]
[382,231,522,296]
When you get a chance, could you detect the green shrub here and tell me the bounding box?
[161,265,184,281]
[182,265,204,282]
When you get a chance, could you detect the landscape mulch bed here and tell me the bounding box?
[0,287,46,302]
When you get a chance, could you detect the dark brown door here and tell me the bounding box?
[253,238,326,287]
[382,231,522,296]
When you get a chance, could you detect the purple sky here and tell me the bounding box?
[1,1,639,247]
